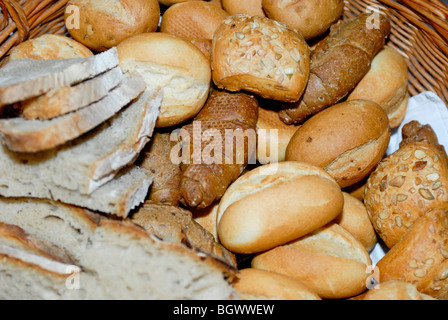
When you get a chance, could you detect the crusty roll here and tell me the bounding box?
[233,268,321,300]
[65,0,160,52]
[362,280,436,300]
[117,33,211,128]
[347,46,409,129]
[160,1,229,39]
[375,208,448,300]
[279,13,391,124]
[8,34,93,61]
[222,0,265,16]
[217,161,344,254]
[262,0,344,40]
[285,100,391,188]
[251,222,372,299]
[256,101,299,164]
[211,14,310,103]
[334,192,377,252]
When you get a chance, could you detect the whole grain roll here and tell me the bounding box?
[65,0,160,52]
[8,35,93,61]
[375,208,448,300]
[222,0,265,16]
[362,280,436,300]
[347,46,409,129]
[334,192,377,252]
[233,268,321,300]
[216,161,344,254]
[160,1,229,39]
[117,33,211,128]
[364,141,448,248]
[256,101,299,164]
[211,14,310,103]
[252,222,372,299]
[262,0,344,40]
[285,100,391,188]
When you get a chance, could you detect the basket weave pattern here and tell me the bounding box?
[0,0,447,107]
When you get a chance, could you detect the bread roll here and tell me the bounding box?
[158,0,203,5]
[347,46,409,129]
[117,33,211,127]
[285,100,391,188]
[65,0,160,52]
[262,0,344,40]
[362,280,436,300]
[222,0,265,16]
[211,14,310,103]
[160,1,229,39]
[8,35,93,61]
[364,141,448,248]
[252,222,372,299]
[233,268,321,300]
[256,101,299,164]
[334,192,377,252]
[217,161,344,254]
[375,208,448,300]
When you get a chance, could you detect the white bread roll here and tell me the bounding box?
[216,161,344,254]
[65,0,160,52]
[347,46,409,129]
[117,33,211,127]
[233,268,321,300]
[286,100,391,188]
[252,222,372,299]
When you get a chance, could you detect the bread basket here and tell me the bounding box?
[0,0,447,108]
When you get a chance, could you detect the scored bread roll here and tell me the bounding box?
[117,33,211,128]
[347,46,409,129]
[65,0,160,52]
[334,192,377,252]
[362,280,436,300]
[211,14,310,103]
[160,1,229,39]
[262,0,344,40]
[216,161,344,254]
[8,34,93,61]
[256,101,299,164]
[233,268,321,300]
[375,208,448,300]
[285,100,391,188]
[252,222,372,299]
[222,0,265,16]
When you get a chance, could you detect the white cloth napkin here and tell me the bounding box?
[370,91,448,266]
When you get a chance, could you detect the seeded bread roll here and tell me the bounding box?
[65,0,160,52]
[211,14,310,103]
[222,0,265,16]
[375,208,448,300]
[252,222,372,299]
[364,140,448,248]
[362,280,436,300]
[217,161,344,254]
[117,33,211,128]
[8,35,93,61]
[334,192,377,252]
[285,100,391,188]
[262,0,344,40]
[233,268,321,300]
[160,1,229,39]
[347,46,409,129]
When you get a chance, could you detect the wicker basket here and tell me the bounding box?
[0,0,447,108]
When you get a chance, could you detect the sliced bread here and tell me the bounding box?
[0,48,119,108]
[0,73,146,153]
[0,87,162,196]
[21,67,124,120]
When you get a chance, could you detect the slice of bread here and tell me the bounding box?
[21,67,124,120]
[0,48,119,107]
[0,73,146,153]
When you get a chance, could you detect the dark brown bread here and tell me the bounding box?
[279,13,391,124]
